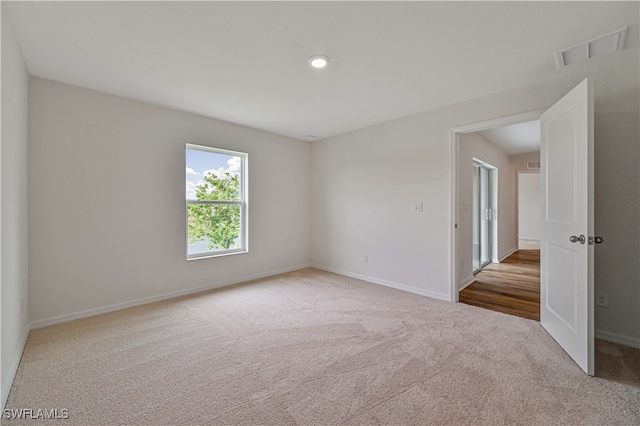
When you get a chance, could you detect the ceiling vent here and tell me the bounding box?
[554,27,628,68]
[527,162,540,170]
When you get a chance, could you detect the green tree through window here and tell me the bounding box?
[186,145,247,258]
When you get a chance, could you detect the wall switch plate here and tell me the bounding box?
[413,202,423,212]
[363,254,368,263]
[596,292,609,307]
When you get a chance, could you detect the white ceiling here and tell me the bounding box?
[480,121,540,156]
[6,1,639,141]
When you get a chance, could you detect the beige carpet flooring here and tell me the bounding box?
[595,339,640,387]
[5,268,640,425]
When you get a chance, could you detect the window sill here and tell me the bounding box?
[187,249,248,261]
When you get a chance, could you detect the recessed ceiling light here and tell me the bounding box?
[308,54,329,69]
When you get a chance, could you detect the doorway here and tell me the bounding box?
[455,119,542,321]
[450,109,544,304]
[517,171,541,250]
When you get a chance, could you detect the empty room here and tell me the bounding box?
[2,2,639,424]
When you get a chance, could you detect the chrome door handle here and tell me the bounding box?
[569,235,585,244]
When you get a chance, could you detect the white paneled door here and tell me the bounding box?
[540,79,594,375]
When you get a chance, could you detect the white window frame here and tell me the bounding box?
[186,144,248,260]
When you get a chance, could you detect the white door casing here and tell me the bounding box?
[540,78,594,375]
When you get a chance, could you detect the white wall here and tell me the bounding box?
[510,152,540,166]
[1,4,30,408]
[28,77,311,325]
[458,132,516,288]
[593,111,640,346]
[311,113,452,300]
[518,172,540,241]
[311,55,639,344]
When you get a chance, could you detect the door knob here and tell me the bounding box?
[569,235,585,244]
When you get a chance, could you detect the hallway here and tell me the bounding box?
[459,250,540,321]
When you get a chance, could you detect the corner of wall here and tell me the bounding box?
[1,328,30,409]
[1,3,31,409]
[458,275,475,291]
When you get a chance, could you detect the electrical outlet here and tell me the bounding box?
[363,254,368,263]
[596,292,609,307]
[273,250,279,258]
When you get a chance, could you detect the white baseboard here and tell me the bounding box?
[2,326,30,410]
[595,329,640,349]
[310,264,451,302]
[30,264,311,329]
[458,275,475,291]
[499,247,518,263]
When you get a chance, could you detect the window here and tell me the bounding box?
[186,144,247,259]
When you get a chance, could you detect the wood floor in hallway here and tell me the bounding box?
[459,250,540,321]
